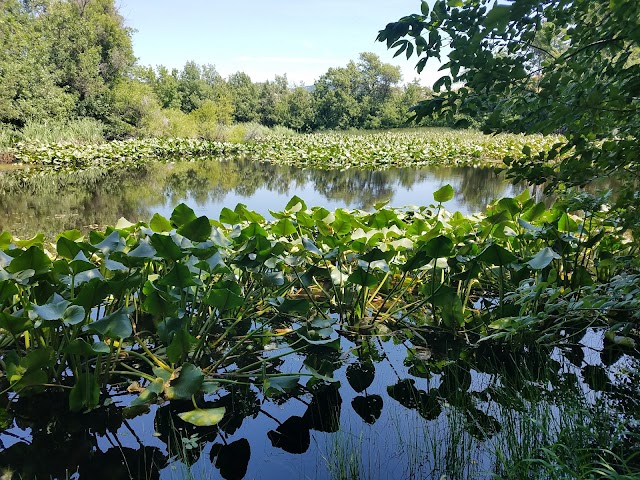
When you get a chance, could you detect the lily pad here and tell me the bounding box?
[178,407,226,427]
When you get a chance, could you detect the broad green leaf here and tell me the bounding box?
[65,339,110,356]
[527,247,560,270]
[171,203,197,228]
[130,377,165,406]
[272,218,297,237]
[128,242,157,259]
[219,207,241,224]
[165,363,204,400]
[177,216,212,242]
[14,234,44,249]
[0,231,11,250]
[150,213,173,232]
[150,233,185,261]
[264,376,300,393]
[0,311,32,335]
[62,305,86,326]
[88,307,133,339]
[433,184,454,203]
[166,328,197,364]
[157,263,198,288]
[285,195,307,212]
[348,267,380,287]
[93,230,124,254]
[423,235,454,259]
[476,244,517,266]
[178,407,226,427]
[57,236,82,260]
[205,288,244,311]
[6,246,51,275]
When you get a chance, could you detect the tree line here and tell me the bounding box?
[0,0,438,142]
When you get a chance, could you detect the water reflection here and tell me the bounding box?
[1,327,637,480]
[0,159,520,238]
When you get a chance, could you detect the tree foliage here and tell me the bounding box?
[378,0,640,217]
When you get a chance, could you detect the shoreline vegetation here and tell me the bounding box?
[0,127,560,175]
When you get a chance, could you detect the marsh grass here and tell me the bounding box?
[20,118,106,145]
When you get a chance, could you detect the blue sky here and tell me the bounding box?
[119,0,443,87]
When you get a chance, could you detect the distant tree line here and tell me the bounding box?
[0,0,447,142]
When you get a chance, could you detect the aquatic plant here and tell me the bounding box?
[0,188,637,422]
[7,128,560,174]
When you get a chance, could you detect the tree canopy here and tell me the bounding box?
[378,0,640,223]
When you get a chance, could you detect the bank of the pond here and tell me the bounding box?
[7,128,560,173]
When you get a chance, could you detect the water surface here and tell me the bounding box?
[0,159,523,238]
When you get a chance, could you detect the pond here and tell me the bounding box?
[1,158,638,480]
[0,158,526,238]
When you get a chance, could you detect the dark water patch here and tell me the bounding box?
[1,328,638,479]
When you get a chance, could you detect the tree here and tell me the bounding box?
[378,0,640,222]
[154,66,182,110]
[43,0,135,118]
[228,72,259,123]
[0,0,134,127]
[0,0,75,125]
[257,75,289,127]
[313,53,403,130]
[281,86,315,131]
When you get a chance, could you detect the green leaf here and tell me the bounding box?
[348,267,380,287]
[150,213,173,232]
[165,363,204,400]
[285,195,307,212]
[433,184,454,203]
[57,236,82,260]
[171,203,197,228]
[93,230,124,254]
[128,241,157,259]
[476,244,517,266]
[219,207,241,224]
[131,377,165,406]
[0,311,32,335]
[177,216,212,242]
[178,407,226,427]
[527,247,561,270]
[150,233,185,261]
[483,4,511,33]
[423,235,454,259]
[88,307,133,339]
[204,288,244,311]
[264,376,300,394]
[62,305,86,326]
[167,328,197,364]
[272,218,297,237]
[65,339,110,356]
[0,231,12,250]
[6,246,51,275]
[157,263,198,288]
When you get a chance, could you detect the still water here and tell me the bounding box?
[0,159,523,238]
[0,160,638,479]
[1,327,637,480]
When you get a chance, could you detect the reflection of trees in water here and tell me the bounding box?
[0,159,531,237]
[428,166,521,211]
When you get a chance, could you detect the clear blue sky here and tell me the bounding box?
[119,0,443,87]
